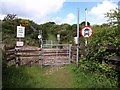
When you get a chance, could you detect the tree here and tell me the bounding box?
[71,24,77,37]
[3,14,17,21]
[2,14,18,37]
[39,24,48,40]
[105,8,120,27]
[60,23,71,31]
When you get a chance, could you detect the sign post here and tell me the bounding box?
[80,26,93,38]
[80,26,93,56]
[38,30,43,67]
[16,25,25,47]
[76,8,79,67]
[85,8,88,46]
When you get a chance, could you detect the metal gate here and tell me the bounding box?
[40,44,72,66]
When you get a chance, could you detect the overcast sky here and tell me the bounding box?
[0,0,119,25]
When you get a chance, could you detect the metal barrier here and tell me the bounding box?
[41,44,72,66]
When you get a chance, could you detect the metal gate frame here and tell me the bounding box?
[41,44,72,66]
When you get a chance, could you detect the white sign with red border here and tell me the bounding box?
[80,26,93,38]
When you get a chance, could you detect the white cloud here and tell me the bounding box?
[53,13,75,24]
[54,17,62,24]
[66,0,119,2]
[0,0,65,23]
[89,0,117,25]
[64,13,75,23]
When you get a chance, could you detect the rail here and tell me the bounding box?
[4,45,16,66]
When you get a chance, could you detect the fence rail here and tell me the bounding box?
[71,46,77,63]
[4,45,16,66]
[107,46,120,51]
[98,45,120,71]
[42,44,72,66]
[15,47,41,66]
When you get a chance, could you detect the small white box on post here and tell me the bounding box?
[57,34,60,41]
[74,37,78,44]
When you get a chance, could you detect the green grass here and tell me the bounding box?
[2,64,117,88]
[2,65,75,88]
[69,64,117,88]
[2,66,45,88]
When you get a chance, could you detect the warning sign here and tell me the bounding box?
[80,26,93,38]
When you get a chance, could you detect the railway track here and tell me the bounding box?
[42,48,70,65]
[15,45,71,66]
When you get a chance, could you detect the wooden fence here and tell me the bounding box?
[3,44,120,71]
[106,45,120,88]
[15,48,41,67]
[3,45,41,67]
[71,46,77,63]
[4,45,16,66]
[98,45,120,71]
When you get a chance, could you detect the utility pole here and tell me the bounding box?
[85,8,89,57]
[85,8,88,46]
[85,8,88,26]
[76,8,79,67]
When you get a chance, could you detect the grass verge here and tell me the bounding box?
[2,64,117,88]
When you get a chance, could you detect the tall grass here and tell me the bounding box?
[2,66,45,88]
[2,64,117,88]
[67,64,117,88]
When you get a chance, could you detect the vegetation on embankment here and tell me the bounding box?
[2,64,117,88]
[1,7,120,88]
[1,14,90,45]
[78,8,120,88]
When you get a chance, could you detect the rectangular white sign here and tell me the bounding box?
[16,41,24,46]
[17,26,25,38]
